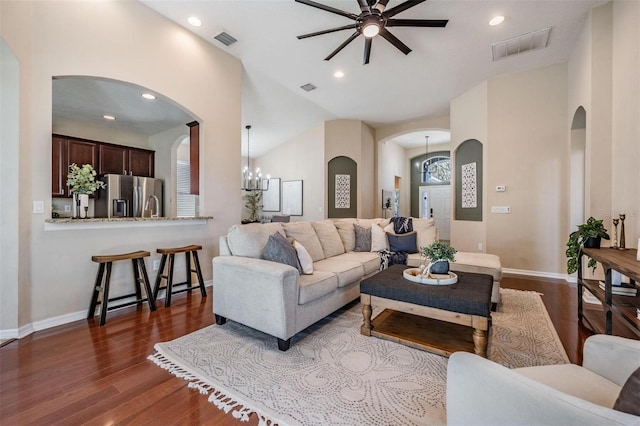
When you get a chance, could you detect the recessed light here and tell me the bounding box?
[334,70,345,78]
[103,115,116,120]
[187,16,202,27]
[489,16,505,26]
[142,93,156,100]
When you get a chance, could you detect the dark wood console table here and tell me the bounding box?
[578,247,639,337]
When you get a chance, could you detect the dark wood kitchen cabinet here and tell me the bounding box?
[52,134,154,197]
[128,148,154,177]
[52,135,98,198]
[98,144,154,177]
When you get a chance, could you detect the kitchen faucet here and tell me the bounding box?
[145,195,160,218]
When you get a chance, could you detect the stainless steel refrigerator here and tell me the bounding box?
[95,174,163,218]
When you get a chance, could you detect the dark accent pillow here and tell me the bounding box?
[391,216,413,234]
[353,224,372,252]
[262,232,302,274]
[613,366,640,416]
[387,232,417,253]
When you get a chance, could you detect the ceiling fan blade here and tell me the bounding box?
[294,0,358,20]
[363,37,372,64]
[383,0,426,18]
[325,31,360,61]
[356,0,371,13]
[374,0,390,13]
[297,24,358,39]
[379,28,412,55]
[387,18,448,27]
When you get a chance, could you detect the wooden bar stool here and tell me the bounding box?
[88,250,156,326]
[153,245,206,307]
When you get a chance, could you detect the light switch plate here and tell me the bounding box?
[33,201,44,213]
[491,206,511,214]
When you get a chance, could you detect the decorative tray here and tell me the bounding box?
[403,268,458,285]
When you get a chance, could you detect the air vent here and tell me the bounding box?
[214,31,237,47]
[300,83,317,92]
[492,27,551,61]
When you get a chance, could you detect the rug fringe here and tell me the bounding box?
[148,352,284,425]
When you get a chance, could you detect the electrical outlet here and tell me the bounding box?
[153,260,161,271]
[478,242,483,251]
[64,205,71,213]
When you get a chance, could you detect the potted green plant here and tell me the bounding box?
[242,190,262,224]
[566,216,610,274]
[66,163,105,218]
[420,241,457,274]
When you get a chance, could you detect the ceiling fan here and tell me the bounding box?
[295,0,448,65]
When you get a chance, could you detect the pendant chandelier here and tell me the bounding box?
[241,125,269,191]
[417,135,430,175]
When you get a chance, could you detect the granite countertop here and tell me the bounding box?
[46,216,213,224]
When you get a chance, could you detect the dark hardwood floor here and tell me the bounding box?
[0,275,631,425]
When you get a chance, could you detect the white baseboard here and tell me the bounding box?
[502,268,572,282]
[0,280,213,340]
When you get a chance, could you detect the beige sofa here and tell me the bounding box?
[213,218,502,350]
[447,334,640,425]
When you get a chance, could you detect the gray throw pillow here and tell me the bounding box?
[353,224,372,252]
[262,232,302,274]
[613,366,640,416]
[387,232,417,253]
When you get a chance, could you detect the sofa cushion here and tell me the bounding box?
[298,271,338,305]
[284,222,325,262]
[515,364,621,409]
[313,257,364,288]
[262,232,301,274]
[353,224,372,252]
[337,251,380,276]
[312,220,345,258]
[293,240,314,275]
[387,232,418,253]
[333,219,358,252]
[451,252,502,281]
[370,224,387,252]
[227,223,285,259]
[413,218,438,250]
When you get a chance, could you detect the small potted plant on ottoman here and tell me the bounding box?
[421,241,457,275]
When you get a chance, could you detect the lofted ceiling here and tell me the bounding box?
[55,1,603,156]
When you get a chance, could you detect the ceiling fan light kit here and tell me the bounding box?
[295,0,448,65]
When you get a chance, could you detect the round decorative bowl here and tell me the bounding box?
[403,268,458,285]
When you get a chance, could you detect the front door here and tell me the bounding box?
[419,185,451,241]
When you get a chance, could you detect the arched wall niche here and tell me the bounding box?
[328,156,357,218]
[454,139,483,221]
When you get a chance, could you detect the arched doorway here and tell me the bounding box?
[570,106,587,231]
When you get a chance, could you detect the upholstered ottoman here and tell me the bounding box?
[407,251,502,310]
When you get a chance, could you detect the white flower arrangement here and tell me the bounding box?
[66,163,105,195]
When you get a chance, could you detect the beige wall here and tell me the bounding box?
[450,82,488,253]
[486,63,569,273]
[256,123,325,221]
[567,0,639,256]
[0,1,242,336]
[325,120,375,218]
[611,0,639,243]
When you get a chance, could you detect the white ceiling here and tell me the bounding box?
[54,1,603,156]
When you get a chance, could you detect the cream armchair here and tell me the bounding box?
[447,334,640,425]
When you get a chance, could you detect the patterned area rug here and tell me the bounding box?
[149,289,568,425]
